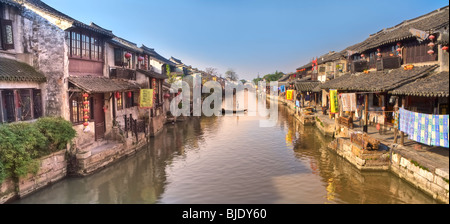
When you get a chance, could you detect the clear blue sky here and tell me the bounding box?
[43,0,448,80]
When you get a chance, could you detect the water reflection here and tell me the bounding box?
[14,95,440,204]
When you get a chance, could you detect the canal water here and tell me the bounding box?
[14,94,439,204]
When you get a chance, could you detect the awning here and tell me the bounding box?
[295,81,320,92]
[390,71,449,97]
[68,76,141,93]
[0,57,47,83]
[319,65,438,92]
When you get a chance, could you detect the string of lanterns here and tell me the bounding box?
[82,93,90,131]
[427,34,435,55]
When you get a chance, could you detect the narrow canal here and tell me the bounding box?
[14,94,439,204]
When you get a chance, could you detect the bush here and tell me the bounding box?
[35,117,76,154]
[0,123,44,182]
[0,117,76,184]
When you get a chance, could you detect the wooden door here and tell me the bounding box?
[93,93,105,141]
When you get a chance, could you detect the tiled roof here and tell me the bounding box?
[1,0,20,7]
[141,45,176,66]
[390,71,449,97]
[319,65,439,92]
[18,0,114,37]
[136,69,168,80]
[0,57,46,83]
[109,37,142,53]
[357,6,449,53]
[68,76,140,93]
[295,81,320,92]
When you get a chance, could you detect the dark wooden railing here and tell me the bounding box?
[123,114,147,142]
[110,67,136,80]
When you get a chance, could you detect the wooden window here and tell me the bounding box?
[91,36,98,60]
[69,30,103,61]
[1,19,14,50]
[18,89,32,121]
[117,92,123,110]
[33,89,43,119]
[404,41,437,64]
[71,31,81,57]
[114,48,124,66]
[0,89,43,123]
[69,94,83,124]
[125,92,134,108]
[81,33,90,58]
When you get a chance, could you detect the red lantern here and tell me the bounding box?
[427,49,434,55]
[83,101,89,105]
[361,54,365,58]
[428,42,435,47]
[83,115,90,120]
[83,108,89,112]
[442,46,449,51]
[82,93,89,98]
[127,91,132,98]
[397,42,401,46]
[115,92,121,99]
[125,52,132,59]
[396,48,401,52]
[429,34,435,40]
[83,122,89,126]
[377,48,381,52]
[377,52,382,57]
[138,56,144,62]
[103,106,107,112]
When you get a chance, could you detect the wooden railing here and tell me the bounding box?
[123,114,147,142]
[110,67,136,80]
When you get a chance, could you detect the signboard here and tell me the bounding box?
[139,89,154,109]
[286,90,294,100]
[330,89,338,113]
[409,28,429,40]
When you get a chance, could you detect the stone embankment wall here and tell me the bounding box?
[0,150,66,203]
[390,151,449,203]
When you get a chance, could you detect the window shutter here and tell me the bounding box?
[1,19,14,50]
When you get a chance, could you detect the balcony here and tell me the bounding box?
[109,67,136,80]
[351,60,368,73]
[376,56,402,71]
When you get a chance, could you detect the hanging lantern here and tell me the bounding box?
[115,92,121,99]
[361,54,365,58]
[428,34,435,40]
[83,115,90,120]
[124,52,132,59]
[397,42,401,46]
[83,108,89,112]
[138,56,144,62]
[83,122,89,126]
[377,48,381,52]
[396,48,402,52]
[442,46,449,51]
[83,101,89,105]
[428,42,435,47]
[377,52,382,57]
[427,49,434,55]
[82,93,89,98]
[389,53,394,57]
[127,91,132,98]
[103,106,108,112]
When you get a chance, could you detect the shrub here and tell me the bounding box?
[35,117,76,154]
[0,123,44,182]
[0,117,76,184]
